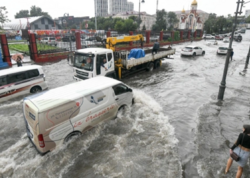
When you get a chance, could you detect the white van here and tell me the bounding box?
[0,65,47,102]
[23,76,133,154]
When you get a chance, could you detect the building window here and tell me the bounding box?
[45,25,49,29]
[34,24,39,29]
[41,18,45,24]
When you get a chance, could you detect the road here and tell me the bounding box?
[0,31,250,178]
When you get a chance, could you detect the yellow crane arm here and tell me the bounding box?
[105,34,144,52]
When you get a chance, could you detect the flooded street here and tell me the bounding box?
[1,31,250,178]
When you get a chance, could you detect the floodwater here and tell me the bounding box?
[1,31,250,178]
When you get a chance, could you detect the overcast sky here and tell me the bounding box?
[2,0,250,20]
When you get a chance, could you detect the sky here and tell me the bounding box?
[2,0,250,20]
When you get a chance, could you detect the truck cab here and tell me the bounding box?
[73,48,116,80]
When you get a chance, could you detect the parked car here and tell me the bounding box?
[62,35,76,42]
[217,47,228,55]
[40,37,57,46]
[203,34,215,39]
[233,34,242,42]
[215,35,223,40]
[223,37,230,43]
[181,46,205,56]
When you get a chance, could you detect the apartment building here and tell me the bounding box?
[95,0,109,17]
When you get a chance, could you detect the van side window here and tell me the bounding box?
[0,76,7,86]
[112,84,128,95]
[7,72,27,84]
[27,69,39,78]
[107,53,112,61]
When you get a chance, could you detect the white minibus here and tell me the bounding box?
[0,65,47,102]
[23,76,133,154]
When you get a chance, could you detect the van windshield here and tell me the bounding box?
[74,53,95,71]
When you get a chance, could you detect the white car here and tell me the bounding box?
[40,37,57,46]
[217,47,228,55]
[203,34,215,39]
[181,46,205,56]
[223,37,230,43]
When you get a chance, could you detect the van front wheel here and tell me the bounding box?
[30,86,41,94]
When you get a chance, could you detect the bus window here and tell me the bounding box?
[7,72,27,84]
[27,69,39,78]
[0,76,7,86]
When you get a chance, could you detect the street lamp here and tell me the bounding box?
[217,0,244,101]
[138,0,145,31]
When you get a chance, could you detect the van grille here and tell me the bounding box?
[76,75,88,80]
[76,70,88,77]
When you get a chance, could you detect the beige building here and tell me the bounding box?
[113,11,156,30]
[173,0,209,30]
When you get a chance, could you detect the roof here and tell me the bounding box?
[25,76,121,112]
[192,0,198,5]
[76,48,113,54]
[3,16,60,30]
[0,65,42,76]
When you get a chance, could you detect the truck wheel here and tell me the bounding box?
[30,86,41,93]
[64,131,82,143]
[146,62,154,72]
[154,60,161,69]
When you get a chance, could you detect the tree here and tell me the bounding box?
[15,10,29,19]
[114,20,124,32]
[246,15,250,23]
[15,6,51,19]
[142,24,146,30]
[0,6,9,27]
[152,9,167,31]
[123,19,137,32]
[167,12,178,31]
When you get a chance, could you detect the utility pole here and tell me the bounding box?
[95,0,98,30]
[156,0,159,14]
[217,0,244,100]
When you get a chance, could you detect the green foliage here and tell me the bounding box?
[9,43,57,54]
[246,15,250,23]
[15,6,51,19]
[0,6,9,27]
[167,12,178,31]
[173,31,180,41]
[152,9,167,31]
[204,13,234,34]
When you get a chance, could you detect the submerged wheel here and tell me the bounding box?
[202,51,205,55]
[146,62,154,72]
[64,132,82,143]
[154,60,161,69]
[193,52,196,56]
[30,86,41,94]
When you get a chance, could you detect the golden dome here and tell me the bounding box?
[191,0,197,5]
[182,8,185,13]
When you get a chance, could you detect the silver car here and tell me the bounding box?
[217,47,228,55]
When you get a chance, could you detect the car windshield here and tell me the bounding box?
[185,47,193,49]
[74,53,94,71]
[50,38,55,40]
[219,47,227,50]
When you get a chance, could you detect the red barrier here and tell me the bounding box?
[29,34,38,61]
[180,31,183,40]
[107,31,111,38]
[0,34,12,67]
[146,31,150,44]
[75,32,81,50]
[159,31,163,41]
[188,31,191,39]
[129,31,133,46]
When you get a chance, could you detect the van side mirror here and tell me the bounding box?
[127,88,132,92]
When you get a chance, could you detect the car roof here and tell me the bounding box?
[0,65,42,76]
[76,48,113,54]
[185,46,199,48]
[25,76,122,112]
